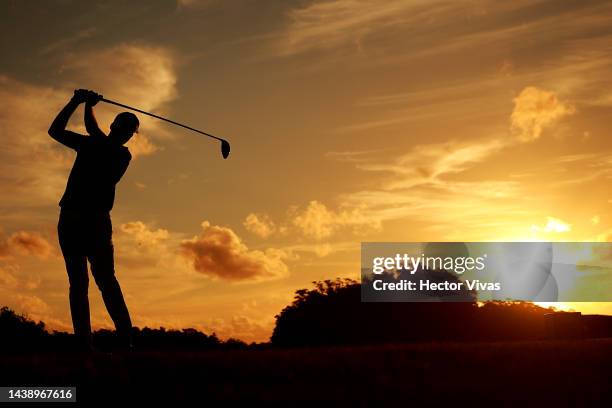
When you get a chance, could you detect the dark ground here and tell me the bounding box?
[1,339,611,405]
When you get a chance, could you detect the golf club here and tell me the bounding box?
[100,97,231,159]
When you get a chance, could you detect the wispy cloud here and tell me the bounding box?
[338,137,529,237]
[39,28,97,56]
[355,138,507,187]
[0,75,77,210]
[276,0,612,61]
[278,0,452,56]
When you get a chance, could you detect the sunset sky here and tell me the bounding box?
[1,0,612,342]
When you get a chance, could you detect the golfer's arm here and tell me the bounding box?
[112,154,132,184]
[48,98,80,141]
[84,103,107,139]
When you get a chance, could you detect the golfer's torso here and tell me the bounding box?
[59,138,130,213]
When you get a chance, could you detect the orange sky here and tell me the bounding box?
[1,0,612,342]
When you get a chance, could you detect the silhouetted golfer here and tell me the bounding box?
[49,89,138,351]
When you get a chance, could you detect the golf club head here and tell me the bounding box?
[221,139,231,159]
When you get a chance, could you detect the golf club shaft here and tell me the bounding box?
[100,98,225,143]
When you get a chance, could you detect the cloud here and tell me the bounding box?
[340,74,512,133]
[0,231,53,259]
[114,220,185,272]
[291,200,381,240]
[325,150,384,163]
[243,213,276,238]
[543,34,612,108]
[355,138,506,188]
[180,221,289,281]
[244,201,381,242]
[120,221,170,246]
[278,0,597,60]
[205,314,274,343]
[511,86,575,142]
[333,136,531,240]
[14,294,51,322]
[0,265,19,288]
[282,241,358,258]
[0,243,8,260]
[0,75,78,208]
[6,231,53,259]
[279,0,447,56]
[39,28,97,56]
[531,217,572,234]
[292,201,335,239]
[341,85,576,144]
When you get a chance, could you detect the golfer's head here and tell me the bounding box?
[109,112,139,145]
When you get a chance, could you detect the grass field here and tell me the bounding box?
[1,339,611,405]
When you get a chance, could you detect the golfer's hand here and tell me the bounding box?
[85,90,102,106]
[72,89,88,104]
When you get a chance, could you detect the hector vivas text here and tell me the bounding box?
[370,253,501,292]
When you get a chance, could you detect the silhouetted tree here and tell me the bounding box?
[271,279,597,346]
[272,278,477,346]
[0,307,48,351]
[0,305,247,352]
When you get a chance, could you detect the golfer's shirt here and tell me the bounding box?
[59,133,131,213]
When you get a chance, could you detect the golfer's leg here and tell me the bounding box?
[64,255,91,340]
[88,233,133,337]
[58,213,92,347]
